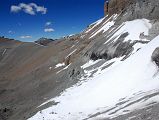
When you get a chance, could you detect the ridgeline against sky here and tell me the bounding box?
[0,0,104,41]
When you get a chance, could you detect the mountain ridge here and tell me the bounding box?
[1,0,159,120]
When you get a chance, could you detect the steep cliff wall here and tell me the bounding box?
[108,0,132,16]
[106,0,159,21]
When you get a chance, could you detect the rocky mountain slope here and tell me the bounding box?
[34,38,55,46]
[1,0,159,120]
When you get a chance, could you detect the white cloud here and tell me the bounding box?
[11,6,21,13]
[8,30,15,34]
[20,35,32,39]
[45,22,52,26]
[30,3,47,14]
[11,3,47,15]
[44,28,54,32]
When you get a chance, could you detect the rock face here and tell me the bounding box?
[1,0,159,120]
[108,0,130,15]
[152,47,159,66]
[104,1,109,16]
[107,0,159,21]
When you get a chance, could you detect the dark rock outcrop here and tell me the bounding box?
[0,108,12,120]
[152,47,159,66]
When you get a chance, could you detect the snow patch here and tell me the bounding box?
[55,63,65,68]
[89,14,118,39]
[56,64,71,74]
[2,49,7,56]
[81,59,102,69]
[49,67,52,70]
[85,17,105,33]
[105,19,152,44]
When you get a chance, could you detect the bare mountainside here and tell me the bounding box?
[1,0,159,120]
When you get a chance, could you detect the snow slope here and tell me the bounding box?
[28,27,159,120]
[104,19,152,44]
[87,15,152,42]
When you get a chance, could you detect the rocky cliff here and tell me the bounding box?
[106,0,159,20]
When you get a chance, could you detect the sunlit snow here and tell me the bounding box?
[28,19,159,120]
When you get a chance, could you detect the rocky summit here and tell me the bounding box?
[1,0,159,120]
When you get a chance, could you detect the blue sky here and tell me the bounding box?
[0,0,104,41]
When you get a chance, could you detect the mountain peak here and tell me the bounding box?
[34,37,54,46]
